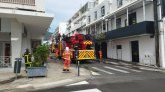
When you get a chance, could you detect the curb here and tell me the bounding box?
[1,67,92,92]
[0,76,15,85]
[13,76,91,92]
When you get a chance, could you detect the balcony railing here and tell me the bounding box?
[0,56,11,68]
[0,0,35,6]
[106,21,154,40]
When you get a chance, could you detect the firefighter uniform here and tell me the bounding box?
[62,47,72,71]
[23,49,32,69]
[55,49,59,58]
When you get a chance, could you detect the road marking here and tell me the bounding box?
[66,81,89,86]
[115,66,142,72]
[120,62,132,66]
[91,71,101,75]
[71,88,102,92]
[104,66,130,73]
[34,79,73,88]
[17,84,33,88]
[109,62,118,65]
[139,67,162,72]
[92,67,114,75]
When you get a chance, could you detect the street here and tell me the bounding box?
[32,61,165,92]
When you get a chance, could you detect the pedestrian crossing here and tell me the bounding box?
[104,66,130,73]
[91,65,143,76]
[92,67,114,75]
[71,88,102,92]
[65,81,102,92]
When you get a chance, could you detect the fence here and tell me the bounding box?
[0,0,35,6]
[0,56,11,68]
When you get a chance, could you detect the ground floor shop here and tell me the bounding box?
[107,35,156,66]
[0,11,53,68]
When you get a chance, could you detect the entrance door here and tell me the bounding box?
[131,41,139,63]
[5,43,10,57]
[101,42,107,59]
[116,45,122,60]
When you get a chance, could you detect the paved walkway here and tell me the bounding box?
[0,68,16,84]
[0,59,91,92]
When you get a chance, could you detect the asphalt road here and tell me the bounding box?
[33,61,165,92]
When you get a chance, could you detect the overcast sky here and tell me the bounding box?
[45,0,90,33]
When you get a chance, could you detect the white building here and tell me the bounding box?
[0,0,53,67]
[67,0,165,68]
[55,22,67,36]
[66,1,95,36]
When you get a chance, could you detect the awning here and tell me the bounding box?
[0,8,54,39]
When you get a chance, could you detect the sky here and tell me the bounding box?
[45,0,90,33]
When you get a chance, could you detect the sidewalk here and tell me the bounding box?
[103,58,165,72]
[0,68,16,84]
[0,59,91,92]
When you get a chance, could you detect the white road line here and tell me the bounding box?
[66,81,89,86]
[92,67,114,75]
[109,62,118,65]
[115,66,142,72]
[71,88,102,92]
[120,62,131,65]
[104,66,130,73]
[91,71,101,76]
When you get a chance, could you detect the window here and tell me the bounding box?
[117,45,122,49]
[94,11,97,20]
[101,6,105,17]
[117,0,123,8]
[88,16,91,23]
[162,0,165,17]
[116,18,121,29]
[102,21,106,31]
[129,12,137,25]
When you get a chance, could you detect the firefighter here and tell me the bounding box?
[55,48,59,59]
[51,43,55,53]
[23,48,32,69]
[62,47,72,71]
[99,50,102,63]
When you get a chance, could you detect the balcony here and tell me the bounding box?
[106,21,154,40]
[0,0,35,6]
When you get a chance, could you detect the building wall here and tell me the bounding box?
[22,27,32,55]
[59,23,67,35]
[107,35,156,65]
[0,0,45,12]
[1,18,11,32]
[35,0,45,12]
[87,0,110,24]
[11,19,23,67]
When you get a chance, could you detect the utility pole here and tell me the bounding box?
[153,0,160,67]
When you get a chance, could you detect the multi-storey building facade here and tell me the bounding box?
[85,0,155,66]
[66,1,95,36]
[52,22,67,43]
[66,0,165,68]
[0,0,53,67]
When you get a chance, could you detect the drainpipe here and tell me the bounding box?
[153,0,160,67]
[159,0,165,68]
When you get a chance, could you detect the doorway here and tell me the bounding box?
[116,45,122,60]
[5,43,10,57]
[101,42,107,59]
[131,41,139,63]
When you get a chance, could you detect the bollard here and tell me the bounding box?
[78,61,80,76]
